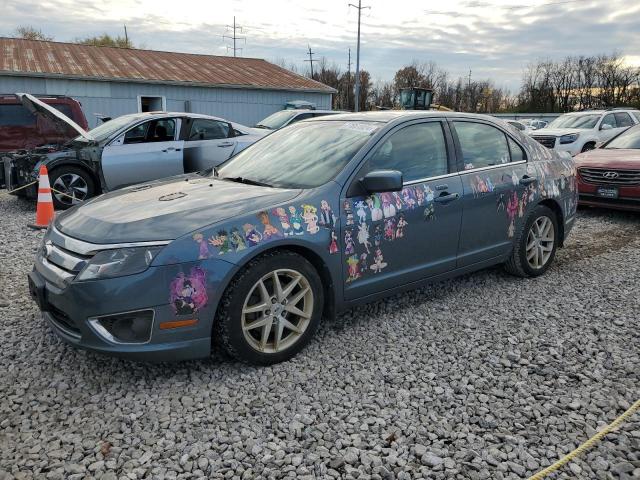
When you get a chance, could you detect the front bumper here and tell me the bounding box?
[2,156,37,197]
[28,253,235,362]
[577,180,640,212]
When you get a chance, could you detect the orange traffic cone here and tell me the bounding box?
[28,165,55,230]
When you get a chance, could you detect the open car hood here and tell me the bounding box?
[17,93,92,141]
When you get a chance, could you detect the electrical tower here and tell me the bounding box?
[349,0,370,112]
[223,16,246,57]
[304,45,317,79]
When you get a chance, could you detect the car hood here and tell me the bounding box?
[17,93,91,141]
[531,128,582,137]
[55,176,301,243]
[574,148,640,169]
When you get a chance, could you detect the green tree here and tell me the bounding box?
[14,26,53,41]
[76,34,133,48]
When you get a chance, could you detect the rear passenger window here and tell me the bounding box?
[508,137,526,162]
[188,119,230,140]
[614,112,634,128]
[0,104,36,126]
[366,122,448,182]
[601,114,617,129]
[453,122,510,169]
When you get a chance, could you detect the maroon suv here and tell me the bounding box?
[575,124,640,211]
[0,94,88,152]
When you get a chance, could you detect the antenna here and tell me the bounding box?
[223,16,246,57]
[304,44,317,79]
[349,0,371,112]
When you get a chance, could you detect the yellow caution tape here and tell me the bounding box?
[0,180,38,197]
[528,398,640,479]
[50,187,85,202]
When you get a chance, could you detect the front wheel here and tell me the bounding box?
[49,166,96,210]
[505,205,558,277]
[215,251,324,365]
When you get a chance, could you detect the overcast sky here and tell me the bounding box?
[1,0,639,92]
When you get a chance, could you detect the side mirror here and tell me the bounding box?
[361,170,403,193]
[601,124,613,131]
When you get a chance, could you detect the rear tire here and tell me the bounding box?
[49,166,95,210]
[215,250,324,365]
[505,204,559,278]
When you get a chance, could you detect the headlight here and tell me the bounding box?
[560,133,579,144]
[76,246,163,281]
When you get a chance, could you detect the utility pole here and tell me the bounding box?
[349,0,370,112]
[223,16,245,57]
[347,48,352,111]
[467,69,472,112]
[123,25,128,45]
[304,45,317,79]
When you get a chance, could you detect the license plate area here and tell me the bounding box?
[596,186,618,199]
[28,272,50,312]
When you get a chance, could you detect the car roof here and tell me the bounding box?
[287,109,342,114]
[305,110,503,124]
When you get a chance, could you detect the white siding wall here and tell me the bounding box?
[0,76,332,128]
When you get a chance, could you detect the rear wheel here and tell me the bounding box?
[215,251,324,365]
[49,166,96,210]
[505,204,558,277]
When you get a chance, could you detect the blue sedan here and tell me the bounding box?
[29,111,578,364]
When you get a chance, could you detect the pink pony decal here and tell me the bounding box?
[169,267,208,315]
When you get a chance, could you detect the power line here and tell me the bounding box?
[223,16,245,57]
[349,0,371,112]
[304,45,317,79]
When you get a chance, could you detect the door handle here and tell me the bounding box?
[433,192,459,204]
[162,147,181,152]
[434,184,448,191]
[217,142,234,148]
[520,175,537,186]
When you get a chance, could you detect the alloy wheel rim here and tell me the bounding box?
[241,269,314,354]
[526,216,555,269]
[52,173,88,206]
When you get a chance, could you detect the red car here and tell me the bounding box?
[575,124,640,212]
[0,94,88,152]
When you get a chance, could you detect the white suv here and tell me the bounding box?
[531,109,640,155]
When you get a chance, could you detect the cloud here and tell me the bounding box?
[0,0,637,91]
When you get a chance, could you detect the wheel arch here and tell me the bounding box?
[537,198,565,247]
[214,244,337,330]
[48,161,102,194]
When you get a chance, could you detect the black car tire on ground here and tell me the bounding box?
[215,250,324,365]
[49,166,96,210]
[505,204,559,278]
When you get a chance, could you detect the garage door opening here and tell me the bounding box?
[138,96,166,113]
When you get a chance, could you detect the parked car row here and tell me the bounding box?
[1,94,267,209]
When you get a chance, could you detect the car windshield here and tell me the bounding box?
[218,120,381,189]
[604,125,640,149]
[547,114,601,129]
[74,115,142,142]
[254,110,298,130]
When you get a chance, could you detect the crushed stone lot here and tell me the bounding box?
[0,194,638,480]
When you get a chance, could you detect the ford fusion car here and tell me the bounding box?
[2,93,266,209]
[29,111,577,365]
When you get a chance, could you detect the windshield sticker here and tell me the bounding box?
[170,267,208,316]
[340,122,379,134]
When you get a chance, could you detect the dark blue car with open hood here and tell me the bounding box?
[29,111,577,364]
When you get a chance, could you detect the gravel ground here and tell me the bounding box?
[0,193,638,480]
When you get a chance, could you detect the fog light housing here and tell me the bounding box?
[89,310,154,344]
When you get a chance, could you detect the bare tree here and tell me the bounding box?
[14,26,52,41]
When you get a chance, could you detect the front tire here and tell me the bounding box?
[505,205,558,278]
[215,251,324,365]
[49,166,95,210]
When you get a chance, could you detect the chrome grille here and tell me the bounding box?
[532,136,557,149]
[44,241,92,275]
[579,167,640,186]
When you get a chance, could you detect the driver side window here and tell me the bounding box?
[365,122,449,182]
[123,118,176,144]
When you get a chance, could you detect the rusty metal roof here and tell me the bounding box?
[0,38,336,93]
